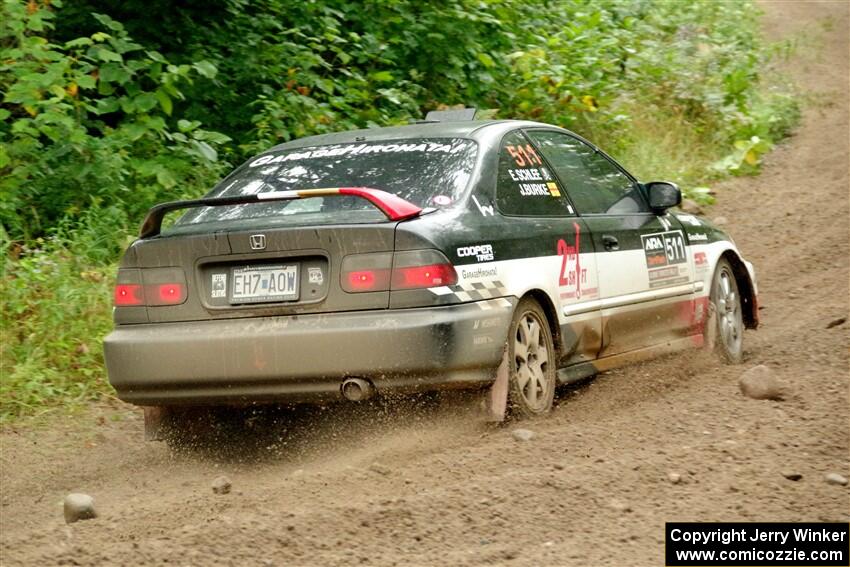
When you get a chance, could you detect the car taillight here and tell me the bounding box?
[391,263,457,290]
[346,270,390,292]
[114,267,188,307]
[156,283,186,304]
[114,284,144,306]
[341,250,457,293]
[340,252,393,293]
[390,249,457,291]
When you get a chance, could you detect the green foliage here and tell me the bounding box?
[0,0,799,420]
[488,0,799,187]
[174,0,511,154]
[0,1,231,241]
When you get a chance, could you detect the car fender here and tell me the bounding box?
[690,239,759,330]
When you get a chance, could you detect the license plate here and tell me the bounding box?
[230,264,299,303]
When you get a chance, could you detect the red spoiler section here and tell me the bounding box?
[138,187,423,238]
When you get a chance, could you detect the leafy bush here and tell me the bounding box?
[0,1,230,242]
[490,1,799,191]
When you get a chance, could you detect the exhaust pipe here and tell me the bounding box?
[341,377,375,402]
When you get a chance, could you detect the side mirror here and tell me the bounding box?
[646,181,681,213]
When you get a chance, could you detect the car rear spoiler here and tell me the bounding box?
[138,187,423,238]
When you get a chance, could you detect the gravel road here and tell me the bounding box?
[1,2,848,565]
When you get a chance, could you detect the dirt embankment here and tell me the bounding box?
[1,2,848,566]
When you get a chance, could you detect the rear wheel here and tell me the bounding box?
[507,298,556,419]
[709,258,744,363]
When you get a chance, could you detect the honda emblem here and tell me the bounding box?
[249,234,266,250]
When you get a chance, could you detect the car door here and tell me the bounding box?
[524,129,695,357]
[481,129,602,366]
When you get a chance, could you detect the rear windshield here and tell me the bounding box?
[172,138,477,230]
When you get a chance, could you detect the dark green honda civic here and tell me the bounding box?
[104,111,758,433]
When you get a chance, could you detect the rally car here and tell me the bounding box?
[104,111,758,432]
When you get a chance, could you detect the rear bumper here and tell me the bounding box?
[104,298,514,405]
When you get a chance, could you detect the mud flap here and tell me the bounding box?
[705,302,718,351]
[484,346,510,422]
[143,406,170,441]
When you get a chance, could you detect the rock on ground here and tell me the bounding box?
[739,365,784,400]
[368,463,391,476]
[211,476,232,495]
[64,493,97,524]
[512,429,535,442]
[608,499,632,513]
[825,473,848,486]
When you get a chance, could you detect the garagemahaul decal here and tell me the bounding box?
[248,141,462,167]
[641,230,689,289]
[461,266,498,279]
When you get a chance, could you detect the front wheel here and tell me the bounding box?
[709,258,744,363]
[507,298,556,419]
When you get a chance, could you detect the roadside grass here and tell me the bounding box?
[1,241,117,423]
[599,108,723,201]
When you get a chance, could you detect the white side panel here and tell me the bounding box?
[450,252,600,326]
[690,239,745,299]
[440,239,743,322]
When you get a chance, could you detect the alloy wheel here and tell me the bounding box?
[513,311,552,412]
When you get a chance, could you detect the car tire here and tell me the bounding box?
[507,297,556,419]
[708,258,744,363]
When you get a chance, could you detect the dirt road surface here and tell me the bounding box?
[2,2,848,565]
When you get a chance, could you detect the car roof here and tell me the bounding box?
[268,119,561,152]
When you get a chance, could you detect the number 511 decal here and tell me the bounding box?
[641,230,687,268]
